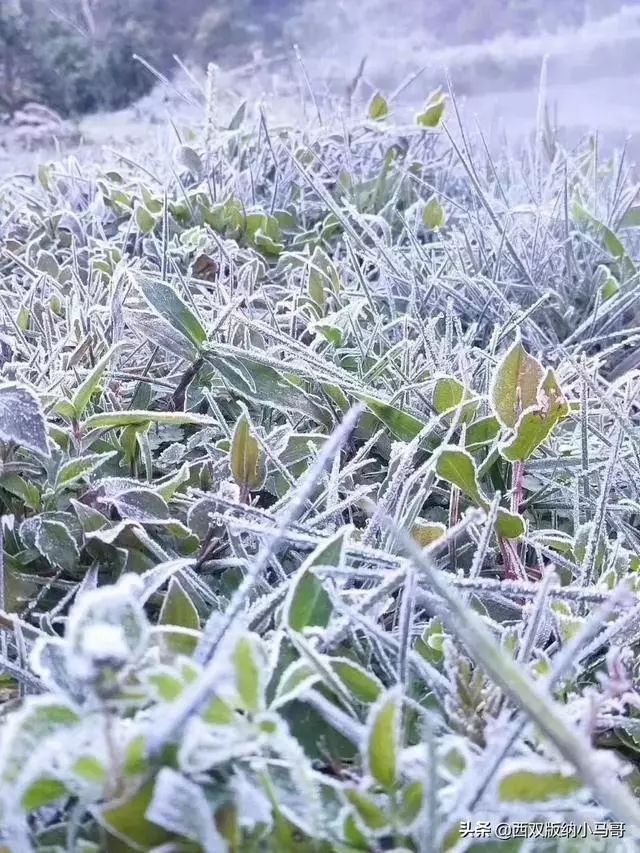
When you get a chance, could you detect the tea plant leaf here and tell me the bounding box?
[0,384,49,457]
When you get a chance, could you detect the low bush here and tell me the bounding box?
[0,89,640,850]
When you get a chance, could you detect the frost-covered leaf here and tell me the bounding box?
[159,576,200,655]
[490,338,544,429]
[71,342,127,418]
[234,634,267,713]
[500,368,570,462]
[411,519,446,548]
[230,410,267,492]
[354,393,425,441]
[0,383,49,457]
[34,518,80,569]
[432,376,464,413]
[137,275,207,350]
[416,89,446,127]
[55,452,117,491]
[365,689,400,790]
[0,696,80,787]
[368,92,390,120]
[423,196,446,229]
[285,529,346,632]
[345,788,389,832]
[435,446,486,507]
[498,759,584,803]
[175,144,203,176]
[146,767,228,849]
[329,658,382,704]
[272,659,320,710]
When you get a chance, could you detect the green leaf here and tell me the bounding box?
[159,577,200,655]
[500,411,557,462]
[500,369,569,462]
[399,780,424,825]
[206,348,333,427]
[596,264,620,301]
[0,698,79,785]
[329,658,382,704]
[0,383,49,457]
[73,755,108,785]
[411,520,446,547]
[34,519,80,569]
[145,767,228,849]
[155,462,190,501]
[433,376,464,413]
[365,689,400,790]
[83,410,216,431]
[499,767,583,803]
[54,452,117,492]
[135,204,156,234]
[496,509,526,540]
[285,529,346,632]
[71,342,128,419]
[416,90,446,127]
[345,789,389,832]
[368,92,390,121]
[272,659,319,709]
[234,635,264,713]
[354,394,425,441]
[0,473,41,511]
[435,446,486,506]
[423,196,446,229]
[230,410,267,492]
[465,415,501,449]
[574,200,635,276]
[98,779,171,848]
[21,777,67,812]
[137,276,208,350]
[490,338,545,429]
[128,310,200,361]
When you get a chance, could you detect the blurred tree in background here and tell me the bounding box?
[0,0,280,117]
